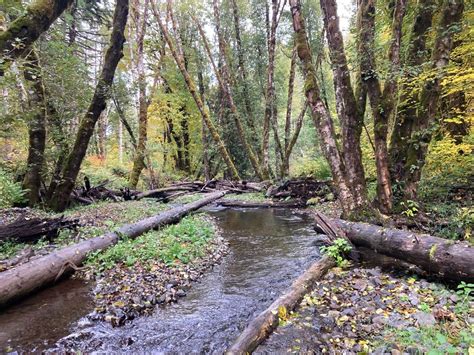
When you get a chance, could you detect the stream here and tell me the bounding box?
[0,207,323,353]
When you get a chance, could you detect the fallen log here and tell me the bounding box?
[227,256,334,354]
[218,200,305,208]
[0,191,226,308]
[314,216,474,282]
[0,216,79,243]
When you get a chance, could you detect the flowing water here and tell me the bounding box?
[1,207,323,353]
[0,279,93,352]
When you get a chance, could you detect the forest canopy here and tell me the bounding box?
[0,0,472,221]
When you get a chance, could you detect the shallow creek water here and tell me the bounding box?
[1,207,322,353]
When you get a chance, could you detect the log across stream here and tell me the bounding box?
[0,208,323,352]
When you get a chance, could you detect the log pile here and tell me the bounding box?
[70,178,133,205]
[0,216,79,243]
[266,178,333,202]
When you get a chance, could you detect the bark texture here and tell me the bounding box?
[129,0,149,188]
[48,0,129,212]
[21,50,46,206]
[389,0,435,184]
[402,0,464,199]
[320,0,367,208]
[0,191,226,307]
[318,218,474,282]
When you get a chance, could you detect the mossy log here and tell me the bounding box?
[227,256,334,354]
[314,216,474,282]
[0,191,226,308]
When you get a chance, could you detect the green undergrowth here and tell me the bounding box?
[172,193,205,204]
[375,279,473,353]
[0,200,168,262]
[86,214,216,272]
[226,192,268,202]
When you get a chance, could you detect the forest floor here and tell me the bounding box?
[259,265,473,353]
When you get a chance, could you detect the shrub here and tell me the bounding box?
[291,156,332,180]
[0,168,26,208]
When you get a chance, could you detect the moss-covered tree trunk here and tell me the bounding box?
[129,0,149,189]
[403,0,464,199]
[152,2,240,180]
[388,0,435,186]
[48,0,129,212]
[230,0,257,135]
[21,50,46,206]
[261,0,280,179]
[289,0,356,216]
[358,0,406,213]
[320,0,368,210]
[0,0,74,75]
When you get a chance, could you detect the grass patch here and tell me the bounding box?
[226,192,268,202]
[86,214,216,272]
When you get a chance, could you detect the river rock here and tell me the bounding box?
[414,311,436,327]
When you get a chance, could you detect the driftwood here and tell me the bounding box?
[227,257,334,354]
[0,191,226,307]
[0,216,79,243]
[218,200,305,208]
[266,178,333,202]
[314,215,474,282]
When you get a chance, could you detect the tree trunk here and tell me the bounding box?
[21,50,46,206]
[389,0,435,185]
[207,2,264,181]
[152,2,240,180]
[196,55,210,181]
[261,0,280,179]
[0,0,74,75]
[402,0,464,199]
[230,0,257,133]
[282,101,308,177]
[289,0,356,216]
[48,0,129,212]
[358,0,394,213]
[130,0,149,188]
[0,191,226,308]
[320,0,367,208]
[315,217,474,282]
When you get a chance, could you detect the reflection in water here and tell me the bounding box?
[0,278,93,352]
[59,208,322,353]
